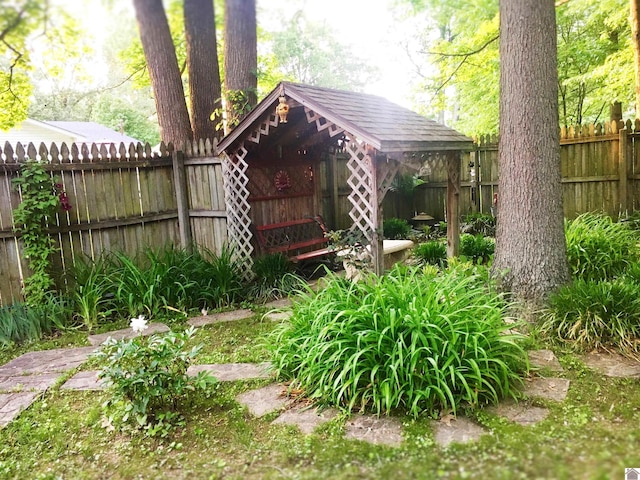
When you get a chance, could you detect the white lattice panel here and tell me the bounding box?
[247,114,279,144]
[346,141,375,246]
[222,145,253,277]
[304,108,344,137]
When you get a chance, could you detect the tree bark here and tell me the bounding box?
[132,0,192,147]
[491,0,570,302]
[224,0,257,131]
[184,0,222,141]
[631,0,640,116]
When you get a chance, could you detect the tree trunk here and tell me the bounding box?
[631,0,640,116]
[132,0,192,147]
[491,0,570,302]
[224,0,257,131]
[184,0,222,141]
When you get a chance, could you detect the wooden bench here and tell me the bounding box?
[255,216,331,262]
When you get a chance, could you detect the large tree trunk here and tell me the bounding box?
[184,0,222,141]
[631,0,640,116]
[224,0,257,131]
[132,0,192,147]
[491,0,569,302]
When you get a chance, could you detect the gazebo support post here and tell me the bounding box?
[371,154,384,276]
[446,151,461,258]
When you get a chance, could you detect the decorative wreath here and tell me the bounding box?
[274,169,292,191]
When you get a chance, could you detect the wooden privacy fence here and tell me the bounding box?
[389,119,640,221]
[0,139,227,306]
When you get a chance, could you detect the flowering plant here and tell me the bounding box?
[94,320,215,437]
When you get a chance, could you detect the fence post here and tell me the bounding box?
[172,150,193,250]
[619,126,629,215]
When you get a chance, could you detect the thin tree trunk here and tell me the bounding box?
[132,0,192,147]
[492,0,569,302]
[631,0,640,116]
[224,0,257,131]
[184,0,222,141]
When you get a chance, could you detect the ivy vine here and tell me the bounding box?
[12,160,60,304]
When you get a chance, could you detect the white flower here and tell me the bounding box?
[130,315,148,333]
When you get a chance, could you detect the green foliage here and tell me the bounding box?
[539,279,640,358]
[565,212,639,281]
[383,218,411,240]
[0,294,73,347]
[12,161,60,304]
[269,266,527,416]
[461,212,496,237]
[249,253,305,302]
[390,173,425,197]
[413,241,447,267]
[459,234,495,264]
[95,324,216,436]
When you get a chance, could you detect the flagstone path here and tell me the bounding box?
[2,301,640,449]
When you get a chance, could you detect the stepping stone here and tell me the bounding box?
[0,346,96,377]
[263,311,292,322]
[523,377,570,402]
[0,391,40,427]
[88,323,170,346]
[263,298,293,309]
[488,400,550,426]
[432,416,486,447]
[344,414,403,447]
[528,349,563,372]
[272,406,339,434]
[581,352,640,378]
[0,372,60,392]
[187,309,253,328]
[187,363,272,381]
[61,371,108,391]
[236,384,289,417]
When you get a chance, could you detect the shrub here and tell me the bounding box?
[249,253,305,301]
[565,212,639,281]
[269,266,527,417]
[459,234,495,264]
[413,241,447,267]
[539,279,640,357]
[461,213,496,237]
[383,218,411,239]
[94,318,216,437]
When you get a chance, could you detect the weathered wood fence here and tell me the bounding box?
[0,139,226,306]
[383,119,640,221]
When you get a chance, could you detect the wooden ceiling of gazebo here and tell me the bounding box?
[217,82,473,275]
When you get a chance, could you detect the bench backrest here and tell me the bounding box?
[256,216,328,256]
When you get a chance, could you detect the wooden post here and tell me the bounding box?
[446,151,461,258]
[619,123,629,214]
[370,153,384,275]
[329,152,339,229]
[172,150,193,250]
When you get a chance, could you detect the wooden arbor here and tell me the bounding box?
[217,82,473,275]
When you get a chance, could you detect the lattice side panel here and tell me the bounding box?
[222,146,253,277]
[377,158,401,204]
[346,141,375,251]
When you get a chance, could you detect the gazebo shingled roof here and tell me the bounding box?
[217,81,473,275]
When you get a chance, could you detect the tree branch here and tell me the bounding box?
[421,34,499,58]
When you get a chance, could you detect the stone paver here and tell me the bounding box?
[523,377,571,402]
[0,346,95,377]
[187,362,272,381]
[88,323,170,346]
[344,414,403,447]
[432,416,486,447]
[187,309,254,328]
[272,406,339,434]
[489,400,550,426]
[263,298,293,309]
[581,352,640,378]
[61,371,108,391]
[0,391,40,427]
[528,349,564,372]
[236,384,289,417]
[0,372,60,392]
[263,311,292,322]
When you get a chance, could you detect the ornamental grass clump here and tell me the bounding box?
[269,266,527,417]
[565,212,640,281]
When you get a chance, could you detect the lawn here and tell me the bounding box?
[0,314,639,479]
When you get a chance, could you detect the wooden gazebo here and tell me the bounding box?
[216,82,472,275]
